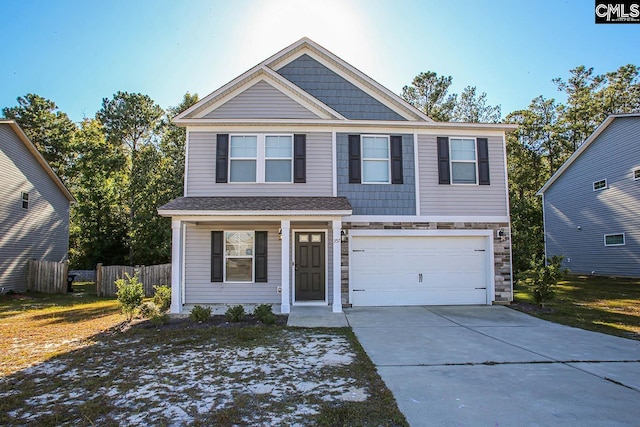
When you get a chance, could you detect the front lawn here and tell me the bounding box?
[513,275,640,340]
[0,287,407,426]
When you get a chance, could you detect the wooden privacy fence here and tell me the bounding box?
[96,263,171,297]
[27,260,69,293]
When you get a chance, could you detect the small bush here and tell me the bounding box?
[190,305,211,322]
[115,273,145,321]
[151,313,170,326]
[152,285,171,312]
[532,255,567,307]
[138,301,160,319]
[253,304,276,325]
[225,305,246,322]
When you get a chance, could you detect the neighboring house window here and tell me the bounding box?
[437,137,490,185]
[21,192,29,210]
[634,168,640,180]
[362,135,390,183]
[211,231,268,283]
[265,135,293,182]
[217,134,305,183]
[593,179,607,191]
[348,134,403,184]
[450,138,477,184]
[604,233,625,246]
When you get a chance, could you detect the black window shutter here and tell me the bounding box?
[348,135,361,184]
[211,231,224,282]
[477,138,490,185]
[437,137,450,184]
[255,231,268,282]
[293,134,306,183]
[216,134,229,183]
[390,135,403,184]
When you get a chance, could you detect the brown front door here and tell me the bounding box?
[295,232,325,301]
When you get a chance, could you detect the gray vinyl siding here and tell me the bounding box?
[0,124,71,292]
[185,131,333,197]
[276,54,406,121]
[336,133,416,215]
[418,134,508,216]
[204,81,319,119]
[544,117,640,277]
[183,223,334,305]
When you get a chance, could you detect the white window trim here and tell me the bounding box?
[450,137,478,185]
[593,179,607,191]
[361,134,391,184]
[224,230,255,283]
[228,134,294,184]
[604,233,625,247]
[634,168,640,181]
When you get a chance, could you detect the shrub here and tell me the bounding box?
[532,255,567,307]
[190,305,211,322]
[138,301,160,319]
[152,285,171,312]
[253,304,276,325]
[151,313,170,326]
[115,273,145,321]
[225,305,246,322]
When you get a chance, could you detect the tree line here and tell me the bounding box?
[2,64,639,275]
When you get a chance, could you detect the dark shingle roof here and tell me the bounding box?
[159,196,352,212]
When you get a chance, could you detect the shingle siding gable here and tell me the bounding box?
[276,54,407,121]
[544,117,640,277]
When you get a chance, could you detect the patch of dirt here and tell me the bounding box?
[510,301,555,314]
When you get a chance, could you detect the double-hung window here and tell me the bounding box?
[225,231,254,282]
[265,135,293,182]
[228,135,293,183]
[229,136,258,182]
[361,135,390,183]
[450,138,477,184]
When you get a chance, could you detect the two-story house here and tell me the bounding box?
[538,113,640,277]
[0,120,74,293]
[159,38,515,314]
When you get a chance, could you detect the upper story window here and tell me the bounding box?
[593,179,607,191]
[362,135,390,183]
[604,233,625,246]
[229,134,293,183]
[450,138,477,184]
[21,192,29,210]
[634,168,640,180]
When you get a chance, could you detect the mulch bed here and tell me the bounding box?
[133,314,289,330]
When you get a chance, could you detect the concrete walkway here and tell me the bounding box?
[286,306,349,327]
[345,306,640,427]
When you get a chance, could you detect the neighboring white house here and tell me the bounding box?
[159,38,516,314]
[538,113,640,277]
[0,120,75,292]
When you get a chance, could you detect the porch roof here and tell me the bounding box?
[158,196,352,216]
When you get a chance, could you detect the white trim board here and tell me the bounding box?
[345,215,510,223]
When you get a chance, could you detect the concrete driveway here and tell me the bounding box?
[345,306,640,427]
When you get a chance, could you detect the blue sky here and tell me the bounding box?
[1,0,639,122]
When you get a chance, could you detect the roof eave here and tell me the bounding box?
[158,209,353,217]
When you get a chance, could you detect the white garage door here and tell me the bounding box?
[350,235,490,306]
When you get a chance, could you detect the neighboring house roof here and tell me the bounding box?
[0,120,75,202]
[537,113,640,195]
[158,196,353,216]
[175,37,431,123]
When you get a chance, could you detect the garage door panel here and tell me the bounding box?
[351,235,490,306]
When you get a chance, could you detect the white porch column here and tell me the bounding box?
[332,219,342,313]
[280,220,291,314]
[170,219,183,314]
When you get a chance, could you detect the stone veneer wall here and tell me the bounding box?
[340,222,512,306]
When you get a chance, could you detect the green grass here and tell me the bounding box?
[514,275,640,340]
